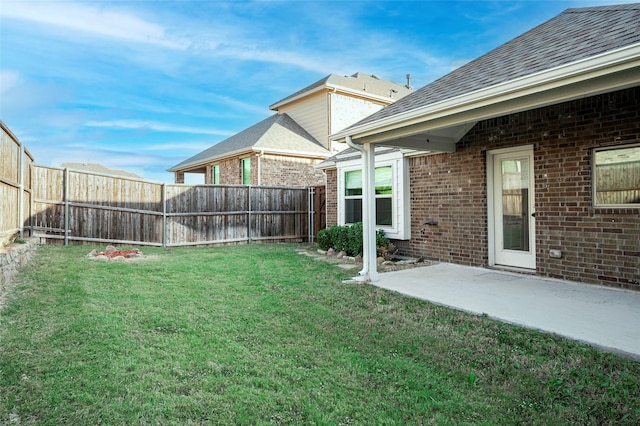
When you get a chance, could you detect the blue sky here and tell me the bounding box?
[1,0,633,183]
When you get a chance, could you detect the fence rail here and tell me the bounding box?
[0,121,34,244]
[30,165,318,247]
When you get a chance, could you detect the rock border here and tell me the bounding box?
[299,246,434,273]
[1,237,42,307]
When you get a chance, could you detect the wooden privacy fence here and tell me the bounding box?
[595,161,640,205]
[31,165,322,247]
[0,121,34,243]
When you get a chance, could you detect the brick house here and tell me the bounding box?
[168,73,411,186]
[320,4,640,289]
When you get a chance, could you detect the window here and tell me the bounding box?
[344,166,393,226]
[593,144,640,207]
[242,158,251,185]
[212,165,220,184]
[337,151,410,240]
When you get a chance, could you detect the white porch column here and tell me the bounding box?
[345,136,379,282]
[362,142,379,282]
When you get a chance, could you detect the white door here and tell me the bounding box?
[490,148,536,269]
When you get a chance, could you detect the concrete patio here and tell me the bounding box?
[370,263,640,359]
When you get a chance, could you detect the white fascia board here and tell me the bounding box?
[401,149,432,158]
[169,145,329,173]
[333,43,640,143]
[314,160,336,170]
[269,86,326,111]
[168,147,254,172]
[251,147,330,159]
[327,84,398,104]
[269,82,398,111]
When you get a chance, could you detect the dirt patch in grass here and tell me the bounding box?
[85,246,158,262]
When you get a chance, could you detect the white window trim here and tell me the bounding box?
[337,150,410,240]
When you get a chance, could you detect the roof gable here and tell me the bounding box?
[270,72,411,110]
[168,114,329,172]
[351,4,640,128]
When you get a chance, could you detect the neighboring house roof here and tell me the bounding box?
[269,72,412,110]
[61,163,142,179]
[168,113,330,172]
[315,146,404,170]
[335,4,640,142]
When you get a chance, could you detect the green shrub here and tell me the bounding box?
[317,228,331,250]
[376,229,390,250]
[336,225,350,253]
[317,223,390,258]
[347,222,363,257]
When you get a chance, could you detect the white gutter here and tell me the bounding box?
[270,85,326,110]
[167,147,253,172]
[333,43,640,142]
[328,84,405,104]
[168,146,330,173]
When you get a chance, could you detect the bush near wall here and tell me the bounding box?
[317,223,390,257]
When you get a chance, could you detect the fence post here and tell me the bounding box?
[162,183,167,247]
[247,185,252,244]
[28,159,33,237]
[308,187,314,244]
[18,143,24,239]
[64,168,69,246]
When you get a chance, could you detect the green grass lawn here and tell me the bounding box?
[1,244,639,425]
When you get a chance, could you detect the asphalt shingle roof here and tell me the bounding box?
[350,4,640,129]
[169,113,329,171]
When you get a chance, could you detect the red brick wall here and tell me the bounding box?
[259,155,326,187]
[326,169,338,226]
[395,87,639,289]
[208,154,326,187]
[218,157,243,185]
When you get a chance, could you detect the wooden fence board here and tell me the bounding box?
[596,162,640,205]
[1,121,34,241]
[28,166,316,247]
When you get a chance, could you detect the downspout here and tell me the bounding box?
[346,136,378,282]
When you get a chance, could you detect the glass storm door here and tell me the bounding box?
[492,149,536,269]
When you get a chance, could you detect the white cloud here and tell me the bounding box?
[84,120,235,136]
[0,70,22,96]
[214,45,333,73]
[1,0,188,49]
[207,94,271,116]
[141,142,215,151]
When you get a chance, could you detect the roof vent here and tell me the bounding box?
[406,73,412,89]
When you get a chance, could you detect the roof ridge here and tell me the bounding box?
[565,3,640,12]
